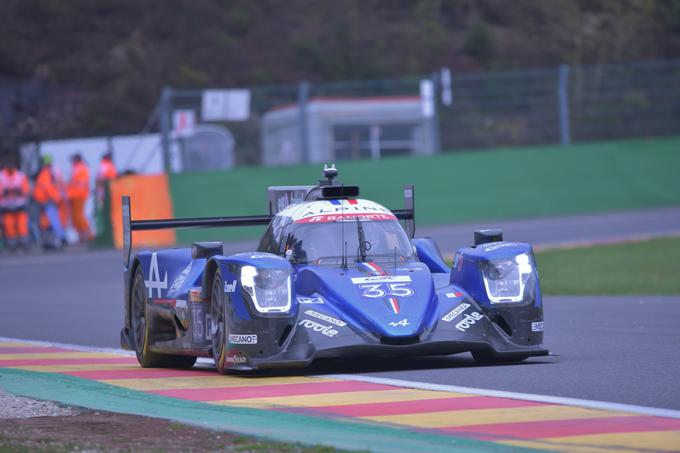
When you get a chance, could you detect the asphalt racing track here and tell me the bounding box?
[1,206,680,450]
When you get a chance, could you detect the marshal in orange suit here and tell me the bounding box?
[66,153,93,242]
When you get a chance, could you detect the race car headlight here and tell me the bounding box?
[240,265,291,313]
[481,253,535,304]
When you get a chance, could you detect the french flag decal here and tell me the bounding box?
[359,262,387,276]
[386,297,400,314]
[347,199,358,205]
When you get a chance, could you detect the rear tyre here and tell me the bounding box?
[131,268,197,369]
[211,269,231,374]
[472,350,530,364]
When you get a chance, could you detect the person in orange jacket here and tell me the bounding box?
[0,157,31,251]
[95,151,117,206]
[54,165,70,234]
[33,154,66,247]
[67,153,93,242]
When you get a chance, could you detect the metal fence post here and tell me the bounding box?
[159,86,172,172]
[557,64,571,145]
[298,81,310,164]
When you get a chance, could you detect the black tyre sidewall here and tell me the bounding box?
[131,267,197,369]
[211,270,229,374]
[132,268,153,366]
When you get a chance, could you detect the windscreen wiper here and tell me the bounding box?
[356,218,367,262]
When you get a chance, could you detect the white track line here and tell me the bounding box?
[326,374,680,419]
[3,336,679,419]
[0,336,135,356]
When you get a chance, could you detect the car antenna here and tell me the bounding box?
[342,241,348,269]
[341,195,347,269]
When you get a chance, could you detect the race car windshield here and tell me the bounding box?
[288,219,413,265]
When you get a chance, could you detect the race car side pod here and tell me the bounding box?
[121,185,414,267]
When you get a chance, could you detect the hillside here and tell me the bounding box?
[1,0,679,150]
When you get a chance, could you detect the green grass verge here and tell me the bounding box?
[536,236,680,295]
[169,135,680,243]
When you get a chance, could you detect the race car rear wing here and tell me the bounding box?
[122,184,414,268]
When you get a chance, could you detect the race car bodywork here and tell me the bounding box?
[120,167,548,372]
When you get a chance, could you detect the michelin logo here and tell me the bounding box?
[304,310,346,327]
[442,303,471,322]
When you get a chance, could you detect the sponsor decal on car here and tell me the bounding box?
[226,353,247,364]
[452,252,464,272]
[442,303,471,322]
[224,280,237,293]
[351,275,411,284]
[296,213,396,223]
[292,199,396,224]
[228,334,258,345]
[481,242,521,251]
[455,312,484,332]
[531,321,544,332]
[298,319,338,337]
[249,254,273,259]
[389,318,409,327]
[445,291,463,298]
[297,296,324,304]
[304,310,346,327]
[169,262,192,293]
[145,252,168,298]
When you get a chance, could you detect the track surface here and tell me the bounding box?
[1,206,679,410]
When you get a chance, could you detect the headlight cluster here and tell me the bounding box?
[240,265,291,313]
[481,253,535,304]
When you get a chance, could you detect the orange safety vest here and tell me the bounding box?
[0,169,30,209]
[97,159,117,181]
[67,162,90,200]
[34,166,62,204]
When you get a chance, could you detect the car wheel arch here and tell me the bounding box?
[203,258,221,300]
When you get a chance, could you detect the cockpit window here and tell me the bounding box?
[286,220,413,265]
[258,215,292,254]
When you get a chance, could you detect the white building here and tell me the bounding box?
[261,96,437,166]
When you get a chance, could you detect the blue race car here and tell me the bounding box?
[120,165,548,373]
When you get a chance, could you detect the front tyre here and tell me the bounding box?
[211,269,230,374]
[131,268,196,369]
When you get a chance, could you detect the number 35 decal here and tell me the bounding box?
[359,283,414,298]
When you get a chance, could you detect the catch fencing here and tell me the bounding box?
[8,59,680,173]
[152,58,680,172]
